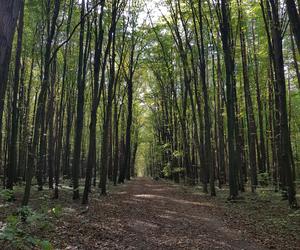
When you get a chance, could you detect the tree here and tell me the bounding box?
[218,0,239,199]
[23,0,61,206]
[264,0,297,207]
[237,0,258,192]
[119,0,143,184]
[285,0,300,54]
[82,0,106,204]
[0,0,23,182]
[72,0,88,200]
[7,0,25,191]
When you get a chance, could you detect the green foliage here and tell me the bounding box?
[37,239,53,250]
[50,205,63,218]
[162,163,172,177]
[258,172,271,187]
[172,150,183,158]
[162,143,171,150]
[173,167,185,174]
[0,206,54,249]
[18,206,34,220]
[0,189,14,201]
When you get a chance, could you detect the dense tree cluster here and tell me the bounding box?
[0,0,143,205]
[144,0,300,208]
[0,0,299,209]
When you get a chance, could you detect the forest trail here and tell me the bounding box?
[54,178,264,249]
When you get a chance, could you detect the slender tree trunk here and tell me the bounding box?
[122,68,134,181]
[112,96,120,185]
[119,55,135,182]
[100,1,118,195]
[198,1,215,195]
[252,21,267,173]
[238,2,258,191]
[72,0,86,200]
[47,56,57,190]
[53,0,75,199]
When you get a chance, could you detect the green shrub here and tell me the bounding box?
[162,163,172,177]
[0,206,53,250]
[258,172,271,187]
[0,189,14,201]
[50,205,62,218]
[173,167,185,174]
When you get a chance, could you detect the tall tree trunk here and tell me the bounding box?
[122,63,134,182]
[47,56,57,190]
[19,51,35,181]
[0,0,22,182]
[290,28,300,89]
[112,93,120,185]
[99,0,118,195]
[198,1,215,195]
[53,0,75,199]
[219,0,239,199]
[252,21,267,173]
[82,0,106,204]
[7,0,24,190]
[268,0,297,207]
[285,0,300,54]
[238,2,258,191]
[73,0,87,200]
[119,48,136,182]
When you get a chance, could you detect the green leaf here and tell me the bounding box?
[39,240,53,250]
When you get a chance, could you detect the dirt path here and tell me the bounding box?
[53,178,265,249]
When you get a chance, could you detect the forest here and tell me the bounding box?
[0,0,300,249]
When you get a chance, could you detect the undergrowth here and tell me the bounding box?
[0,204,62,250]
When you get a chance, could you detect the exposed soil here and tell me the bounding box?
[51,178,267,249]
[1,177,299,249]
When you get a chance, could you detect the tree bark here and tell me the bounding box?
[0,0,22,182]
[219,0,239,199]
[285,0,300,54]
[73,0,89,200]
[268,0,297,207]
[7,1,24,190]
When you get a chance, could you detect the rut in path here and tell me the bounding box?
[56,178,264,249]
